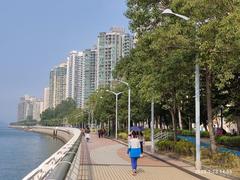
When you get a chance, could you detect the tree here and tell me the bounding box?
[224,73,240,134]
[40,98,76,126]
[124,0,240,153]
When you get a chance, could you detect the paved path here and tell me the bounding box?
[75,134,229,180]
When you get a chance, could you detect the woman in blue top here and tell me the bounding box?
[128,131,141,175]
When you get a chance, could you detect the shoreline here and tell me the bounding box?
[16,125,81,180]
[9,125,73,143]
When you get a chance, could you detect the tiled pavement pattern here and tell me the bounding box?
[78,139,93,180]
[77,134,229,180]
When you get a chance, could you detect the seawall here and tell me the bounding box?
[10,125,81,180]
[10,125,73,143]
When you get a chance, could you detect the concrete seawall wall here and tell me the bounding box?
[17,126,81,180]
[30,127,73,143]
[10,126,73,143]
[19,126,81,180]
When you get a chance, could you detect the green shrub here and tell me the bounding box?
[155,140,175,152]
[175,140,195,155]
[118,132,128,140]
[216,136,240,147]
[181,130,195,136]
[200,131,209,138]
[179,130,209,138]
[155,140,194,156]
[143,128,160,141]
[143,129,151,141]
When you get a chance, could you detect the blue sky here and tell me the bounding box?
[0,0,129,123]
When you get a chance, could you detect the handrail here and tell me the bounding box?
[154,131,172,141]
[46,136,82,180]
[23,127,81,180]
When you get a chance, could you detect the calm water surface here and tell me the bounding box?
[0,126,64,180]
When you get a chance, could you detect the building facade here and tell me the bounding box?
[83,48,97,106]
[32,98,44,121]
[43,87,49,110]
[17,95,43,121]
[66,49,97,108]
[96,27,133,88]
[66,51,84,107]
[49,62,67,108]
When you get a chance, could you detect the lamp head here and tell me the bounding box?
[162,8,174,15]
[162,8,190,21]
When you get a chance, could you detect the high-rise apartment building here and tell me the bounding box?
[17,95,43,121]
[32,98,44,121]
[83,48,97,105]
[96,27,133,88]
[66,49,97,108]
[66,51,84,107]
[43,87,49,110]
[18,95,33,121]
[49,62,67,108]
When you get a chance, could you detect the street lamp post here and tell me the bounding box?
[111,79,131,134]
[106,90,123,139]
[151,100,155,153]
[162,8,201,170]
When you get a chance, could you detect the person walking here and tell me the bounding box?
[85,126,91,142]
[98,128,102,138]
[139,131,144,157]
[127,131,141,176]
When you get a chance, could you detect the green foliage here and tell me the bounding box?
[216,136,240,147]
[155,140,176,152]
[179,130,209,137]
[155,139,195,155]
[10,120,38,126]
[143,128,160,141]
[123,0,240,152]
[180,130,195,136]
[175,140,195,155]
[40,98,77,126]
[118,132,128,140]
[200,131,210,138]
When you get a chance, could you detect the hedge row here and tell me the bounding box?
[216,136,240,147]
[155,140,195,156]
[177,130,210,138]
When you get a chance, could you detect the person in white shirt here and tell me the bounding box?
[127,131,141,176]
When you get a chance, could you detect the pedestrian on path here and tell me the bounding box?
[85,126,91,142]
[98,128,102,138]
[138,131,144,157]
[127,131,141,176]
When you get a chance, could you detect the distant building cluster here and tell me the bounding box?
[17,27,133,121]
[17,95,44,121]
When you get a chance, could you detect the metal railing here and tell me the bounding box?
[23,127,81,180]
[154,131,172,141]
[46,135,81,180]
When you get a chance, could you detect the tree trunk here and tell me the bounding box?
[147,118,151,128]
[156,116,159,129]
[170,110,177,142]
[236,116,240,135]
[206,66,217,153]
[204,123,208,132]
[178,107,183,130]
[189,118,192,131]
[159,116,163,130]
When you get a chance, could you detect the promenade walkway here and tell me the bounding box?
[76,134,229,180]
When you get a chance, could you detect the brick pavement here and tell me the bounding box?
[77,134,229,180]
